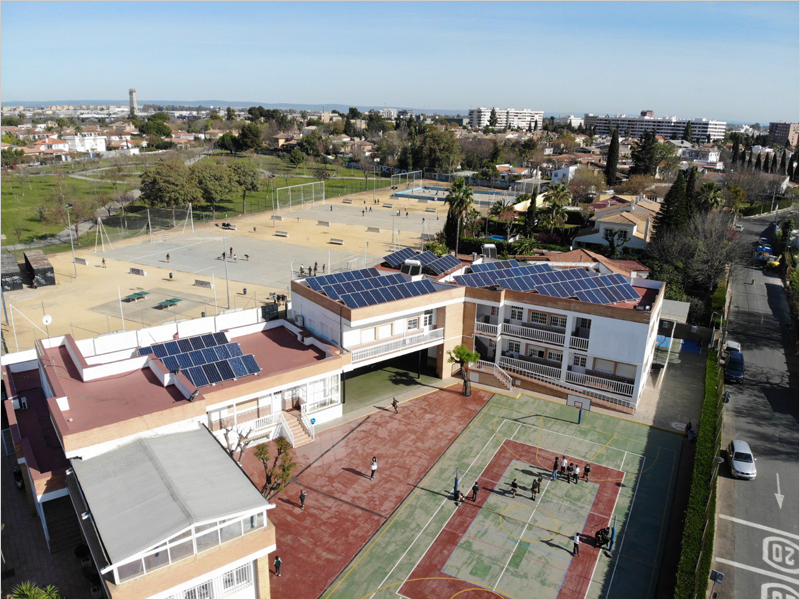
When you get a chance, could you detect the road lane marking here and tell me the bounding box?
[715,557,800,586]
[719,515,799,540]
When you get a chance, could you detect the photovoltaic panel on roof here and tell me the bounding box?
[138,346,153,356]
[339,278,437,309]
[203,363,222,384]
[177,353,194,369]
[427,254,462,275]
[213,332,228,345]
[186,367,209,387]
[163,356,180,372]
[190,337,206,350]
[177,339,194,353]
[215,360,236,381]
[226,343,243,357]
[383,247,417,268]
[153,345,170,359]
[305,267,381,289]
[229,357,248,378]
[242,354,261,375]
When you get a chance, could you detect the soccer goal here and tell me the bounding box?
[275,181,326,214]
[391,170,422,190]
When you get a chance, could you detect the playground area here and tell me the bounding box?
[322,392,682,599]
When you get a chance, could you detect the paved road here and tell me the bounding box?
[712,212,799,600]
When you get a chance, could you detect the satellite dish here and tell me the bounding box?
[42,314,52,326]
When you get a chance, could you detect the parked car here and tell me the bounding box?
[727,440,757,480]
[721,340,741,361]
[734,224,744,232]
[725,351,746,383]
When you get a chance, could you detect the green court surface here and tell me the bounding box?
[323,392,682,599]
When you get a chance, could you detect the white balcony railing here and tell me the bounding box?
[568,336,590,351]
[565,370,635,397]
[475,321,499,336]
[470,360,513,389]
[252,412,281,431]
[502,323,565,346]
[499,356,562,382]
[349,328,444,363]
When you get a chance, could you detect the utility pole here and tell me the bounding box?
[66,204,77,278]
[222,229,230,308]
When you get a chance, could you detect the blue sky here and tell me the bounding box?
[2,2,798,123]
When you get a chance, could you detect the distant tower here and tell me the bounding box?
[129,88,138,116]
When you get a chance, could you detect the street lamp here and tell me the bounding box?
[65,204,77,278]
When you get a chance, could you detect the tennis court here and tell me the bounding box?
[324,392,681,599]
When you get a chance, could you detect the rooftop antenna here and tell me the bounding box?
[42,314,54,365]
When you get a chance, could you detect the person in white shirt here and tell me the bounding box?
[370,456,378,480]
[573,532,581,556]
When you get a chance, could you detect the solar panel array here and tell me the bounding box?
[138,332,261,388]
[414,251,439,267]
[427,254,462,275]
[495,271,640,304]
[453,263,554,288]
[316,272,407,301]
[340,278,438,309]
[470,260,520,273]
[383,247,418,268]
[306,268,381,291]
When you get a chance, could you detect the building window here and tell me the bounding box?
[223,564,253,595]
[529,311,547,325]
[578,318,592,330]
[550,315,567,329]
[573,355,587,368]
[117,559,144,583]
[507,341,521,354]
[510,306,524,321]
[548,351,563,363]
[423,310,433,327]
[408,317,419,330]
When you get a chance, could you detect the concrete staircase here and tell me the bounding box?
[283,410,313,448]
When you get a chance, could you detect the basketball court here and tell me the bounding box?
[324,392,682,599]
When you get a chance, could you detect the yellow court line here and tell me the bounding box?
[360,576,509,600]
[588,433,617,463]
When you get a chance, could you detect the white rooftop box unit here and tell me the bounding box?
[401,259,423,277]
[482,244,498,259]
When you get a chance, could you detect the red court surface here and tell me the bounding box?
[399,440,624,600]
[240,386,493,599]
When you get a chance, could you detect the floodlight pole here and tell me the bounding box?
[117,287,126,331]
[222,229,230,309]
[66,205,77,278]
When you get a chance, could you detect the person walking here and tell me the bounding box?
[391,397,399,413]
[531,475,541,501]
[567,463,574,484]
[229,247,233,257]
[584,463,591,482]
[552,457,559,480]
[166,253,170,263]
[561,457,568,478]
[299,490,307,509]
[471,482,479,501]
[685,422,692,438]
[101,258,106,268]
[370,456,378,480]
[510,478,518,498]
[274,555,282,576]
[574,465,581,484]
[573,533,581,556]
[322,264,325,273]
[314,262,318,273]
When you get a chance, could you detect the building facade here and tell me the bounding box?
[592,111,726,141]
[769,122,799,148]
[469,107,544,130]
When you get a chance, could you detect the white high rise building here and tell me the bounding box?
[593,111,726,141]
[128,88,137,115]
[469,107,544,130]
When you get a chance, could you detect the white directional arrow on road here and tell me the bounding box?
[775,473,784,509]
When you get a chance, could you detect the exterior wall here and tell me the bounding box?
[435,301,465,378]
[594,115,726,141]
[469,107,544,130]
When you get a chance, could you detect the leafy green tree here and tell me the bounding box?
[216,132,240,154]
[229,161,260,213]
[347,107,363,120]
[520,192,536,237]
[254,437,296,497]
[237,122,262,151]
[682,121,693,142]
[149,112,170,122]
[55,117,69,132]
[739,148,747,166]
[191,161,234,219]
[630,131,659,176]
[288,147,305,166]
[540,184,571,233]
[697,182,723,212]
[443,178,474,254]
[1,147,25,167]
[414,129,462,172]
[489,108,498,128]
[605,129,619,186]
[140,161,202,208]
[226,107,236,121]
[447,344,481,397]
[10,581,62,599]
[653,170,688,240]
[1,116,22,126]
[139,120,172,138]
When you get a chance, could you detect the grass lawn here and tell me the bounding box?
[207,152,386,180]
[1,175,120,245]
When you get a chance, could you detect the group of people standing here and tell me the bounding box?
[552,456,590,484]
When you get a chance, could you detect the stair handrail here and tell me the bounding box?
[299,406,316,442]
[278,412,295,447]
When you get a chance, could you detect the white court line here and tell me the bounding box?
[620,450,628,473]
[123,237,214,261]
[370,422,519,599]
[503,418,644,460]
[714,557,800,586]
[494,479,553,590]
[719,515,800,540]
[606,455,646,595]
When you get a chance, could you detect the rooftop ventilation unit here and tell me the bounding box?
[482,244,498,259]
[401,259,422,277]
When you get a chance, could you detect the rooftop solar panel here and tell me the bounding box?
[427,254,461,275]
[186,367,209,387]
[202,363,222,384]
[415,251,439,266]
[383,247,417,268]
[164,341,180,356]
[242,354,261,375]
[163,356,180,372]
[189,350,206,367]
[215,360,236,381]
[177,353,194,369]
[138,346,153,356]
[153,344,170,359]
[190,337,206,350]
[177,339,194,353]
[226,343,243,357]
[229,356,248,378]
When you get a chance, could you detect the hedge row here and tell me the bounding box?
[457,237,570,255]
[742,198,794,216]
[674,350,722,598]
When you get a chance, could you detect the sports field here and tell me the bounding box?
[324,392,682,599]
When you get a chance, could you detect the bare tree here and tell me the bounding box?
[683,211,746,295]
[222,425,255,465]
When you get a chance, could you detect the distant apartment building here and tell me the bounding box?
[769,122,799,148]
[592,110,726,141]
[469,107,544,130]
[380,108,398,120]
[555,115,584,128]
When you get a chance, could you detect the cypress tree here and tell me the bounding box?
[630,130,659,175]
[731,136,740,164]
[754,153,762,171]
[793,163,799,184]
[682,121,693,142]
[653,171,688,240]
[770,153,777,173]
[747,151,753,167]
[739,148,747,165]
[780,150,787,175]
[684,167,698,216]
[605,129,620,186]
[763,153,771,173]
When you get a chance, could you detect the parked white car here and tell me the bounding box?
[727,440,757,480]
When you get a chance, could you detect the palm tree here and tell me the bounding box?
[544,182,572,206]
[489,198,518,241]
[447,344,481,397]
[444,177,475,256]
[10,581,62,599]
[697,182,723,213]
[540,184,571,234]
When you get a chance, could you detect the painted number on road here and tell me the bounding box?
[761,582,799,599]
[763,536,800,574]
